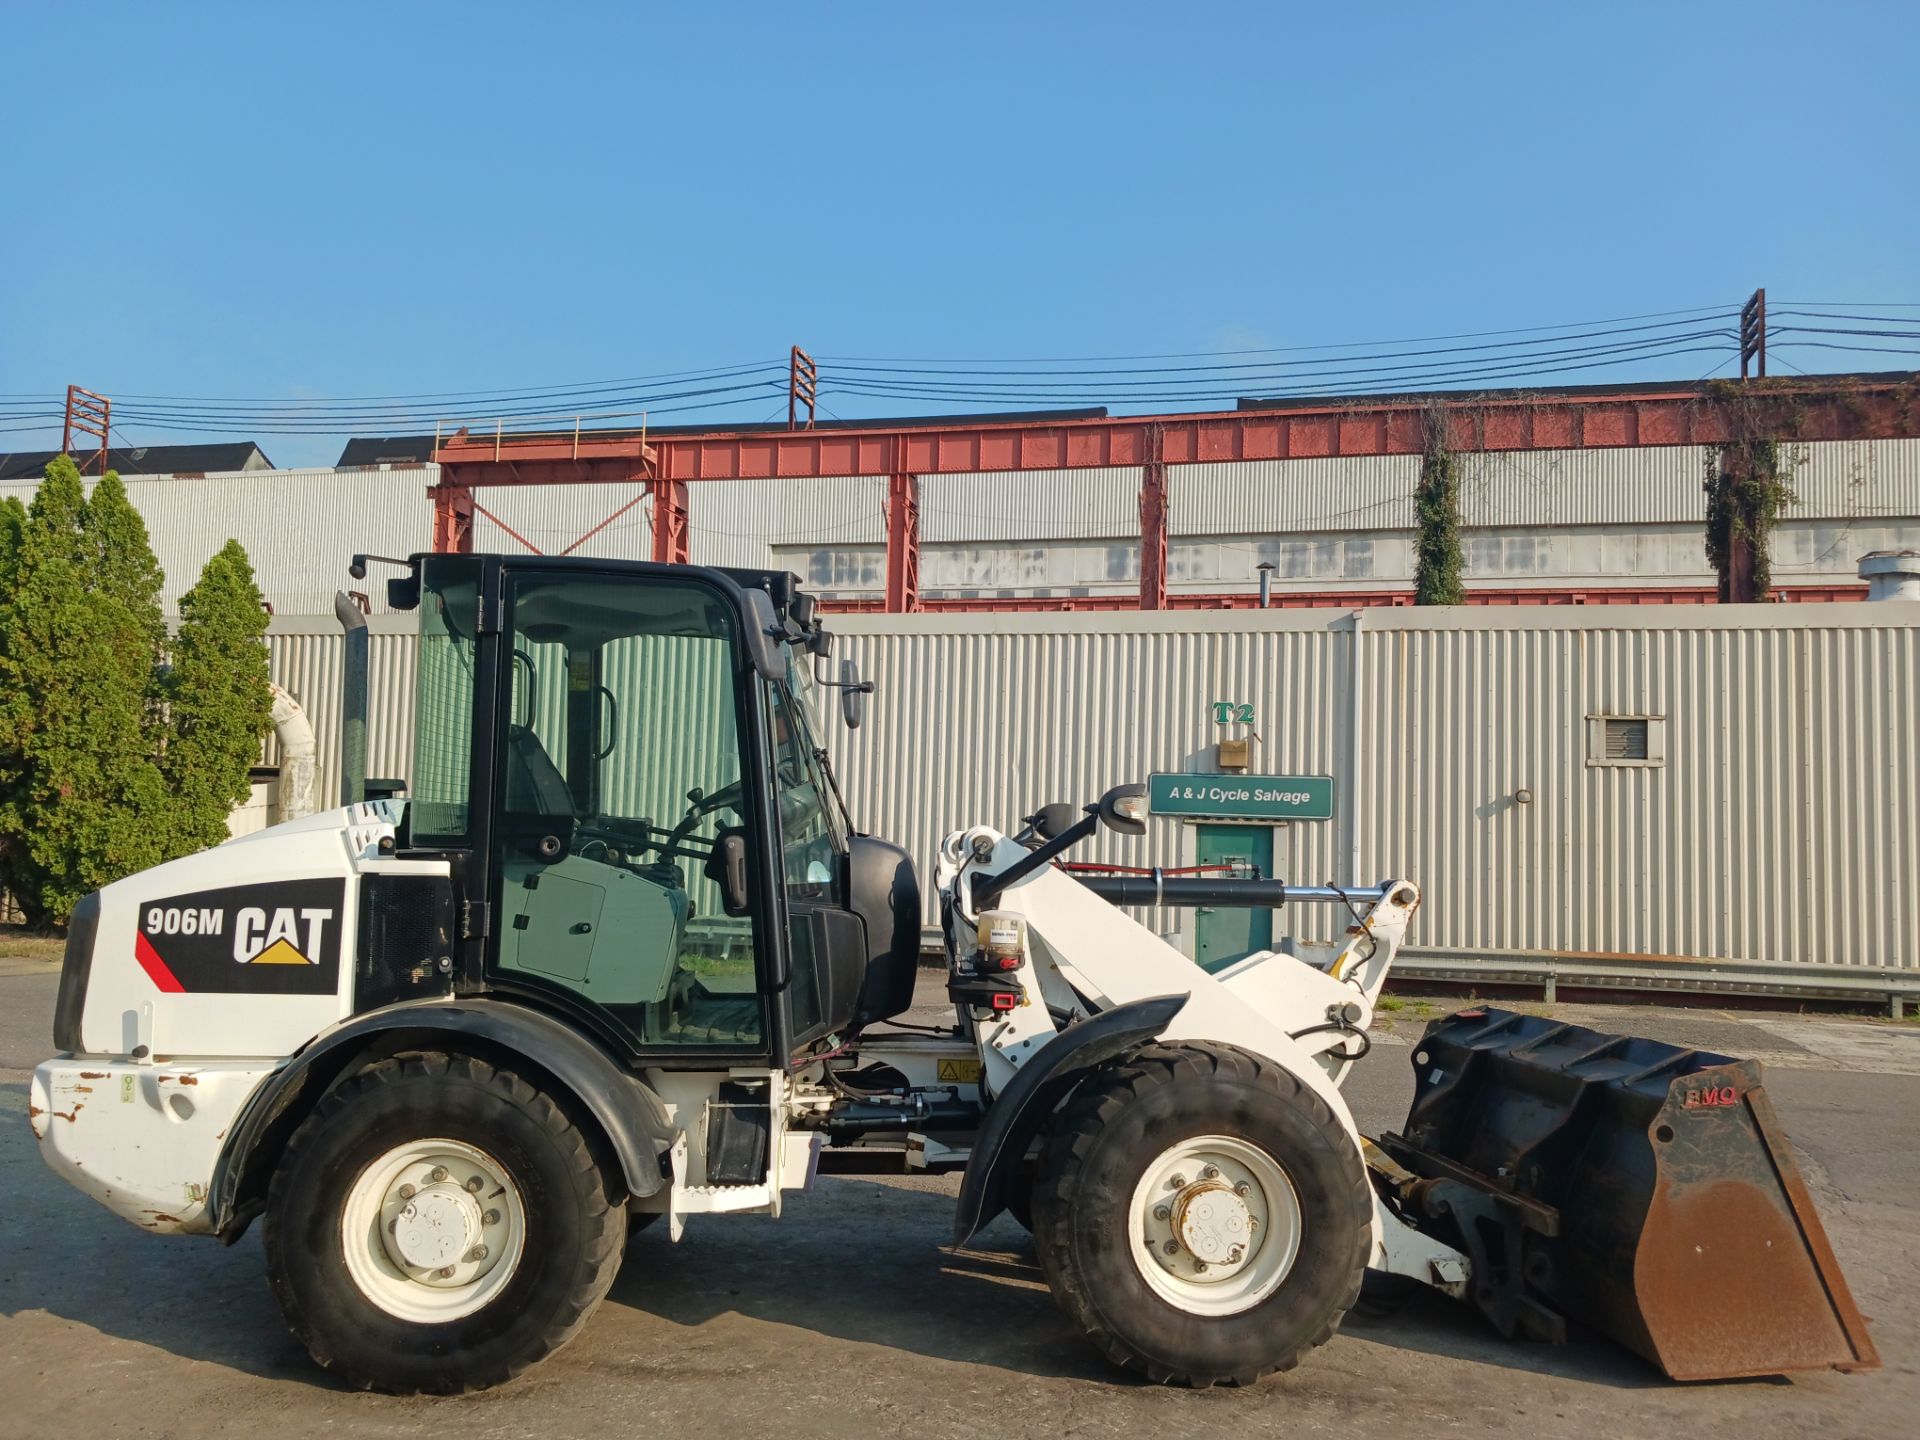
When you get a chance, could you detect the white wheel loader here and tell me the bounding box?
[30,553,1878,1393]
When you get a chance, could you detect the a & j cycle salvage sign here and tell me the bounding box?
[1147,772,1335,822]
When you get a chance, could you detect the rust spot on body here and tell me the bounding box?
[176,1074,199,1086]
[50,1106,81,1122]
[77,1071,108,1079]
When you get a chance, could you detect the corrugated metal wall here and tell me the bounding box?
[271,603,1920,979]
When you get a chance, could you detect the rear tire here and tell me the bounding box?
[1031,1043,1369,1387]
[264,1052,626,1394]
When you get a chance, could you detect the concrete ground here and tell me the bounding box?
[3,958,1916,1440]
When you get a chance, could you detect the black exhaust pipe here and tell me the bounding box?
[334,590,368,807]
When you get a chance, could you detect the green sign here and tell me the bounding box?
[1212,701,1255,725]
[1148,771,1335,822]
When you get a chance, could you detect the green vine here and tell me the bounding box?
[1703,439,1797,602]
[1413,419,1464,606]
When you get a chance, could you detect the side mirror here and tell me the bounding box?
[703,829,752,917]
[1097,783,1148,836]
[1031,802,1077,840]
[840,658,868,730]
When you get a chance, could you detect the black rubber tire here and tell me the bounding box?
[264,1052,626,1394]
[1030,1042,1370,1387]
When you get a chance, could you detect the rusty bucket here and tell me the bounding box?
[1377,1008,1878,1380]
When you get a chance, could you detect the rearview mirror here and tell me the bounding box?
[1031,802,1077,840]
[840,658,867,730]
[1097,783,1148,835]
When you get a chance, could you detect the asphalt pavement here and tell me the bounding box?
[3,961,1916,1440]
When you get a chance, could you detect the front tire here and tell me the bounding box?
[1031,1043,1369,1387]
[264,1052,626,1393]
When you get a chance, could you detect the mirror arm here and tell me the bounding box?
[971,810,1100,909]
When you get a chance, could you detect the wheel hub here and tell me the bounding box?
[1128,1135,1304,1316]
[346,1139,526,1320]
[1173,1181,1254,1268]
[391,1184,480,1271]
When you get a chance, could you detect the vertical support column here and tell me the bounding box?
[652,478,690,565]
[1716,444,1760,604]
[1139,423,1168,610]
[431,482,475,553]
[885,471,920,613]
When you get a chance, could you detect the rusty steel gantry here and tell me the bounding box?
[428,371,1920,612]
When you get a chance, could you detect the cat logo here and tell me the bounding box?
[135,879,346,996]
[232,907,333,966]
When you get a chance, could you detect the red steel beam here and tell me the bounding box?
[431,376,1920,486]
[1138,424,1167,611]
[651,478,690,565]
[884,472,920,613]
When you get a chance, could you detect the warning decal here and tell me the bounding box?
[135,878,346,995]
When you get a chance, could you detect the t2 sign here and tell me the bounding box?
[1212,701,1254,725]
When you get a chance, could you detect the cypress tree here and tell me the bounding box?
[0,458,171,924]
[163,540,274,852]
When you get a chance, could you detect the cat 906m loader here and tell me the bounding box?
[30,552,1878,1392]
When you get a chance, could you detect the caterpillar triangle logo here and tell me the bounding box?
[248,937,313,966]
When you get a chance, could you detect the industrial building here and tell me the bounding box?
[4,438,1917,615]
[6,381,1917,1006]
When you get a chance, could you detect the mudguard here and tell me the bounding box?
[952,994,1186,1244]
[209,998,678,1238]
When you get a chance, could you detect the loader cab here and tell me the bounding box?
[397,553,918,1068]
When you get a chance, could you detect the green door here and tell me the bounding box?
[1193,823,1274,973]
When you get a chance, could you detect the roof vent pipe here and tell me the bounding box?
[335,590,369,806]
[1858,550,1920,602]
[269,683,317,822]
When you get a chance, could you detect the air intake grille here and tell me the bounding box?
[1604,718,1650,760]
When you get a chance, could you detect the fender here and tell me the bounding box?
[952,994,1186,1245]
[209,998,678,1239]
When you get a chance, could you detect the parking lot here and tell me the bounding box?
[4,959,1916,1440]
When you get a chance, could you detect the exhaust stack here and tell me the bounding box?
[334,590,368,807]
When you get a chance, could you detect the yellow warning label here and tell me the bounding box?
[936,1058,982,1084]
[249,938,313,966]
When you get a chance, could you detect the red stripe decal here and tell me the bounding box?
[134,931,186,993]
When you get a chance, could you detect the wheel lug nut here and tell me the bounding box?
[483,1209,501,1226]
[1229,1246,1244,1263]
[467,1245,488,1263]
[1163,1239,1179,1256]
[1167,1174,1186,1190]
[429,1166,449,1183]
[466,1175,485,1193]
[437,1266,455,1279]
[1200,1165,1219,1180]
[397,1183,415,1200]
[1234,1181,1250,1197]
[1153,1204,1171,1221]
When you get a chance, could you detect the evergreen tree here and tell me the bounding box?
[0,458,171,924]
[163,540,273,852]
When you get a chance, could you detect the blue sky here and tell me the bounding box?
[3,1,1916,468]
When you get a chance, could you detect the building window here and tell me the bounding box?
[1586,714,1664,768]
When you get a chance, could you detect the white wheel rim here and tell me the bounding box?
[1126,1134,1302,1316]
[340,1138,527,1323]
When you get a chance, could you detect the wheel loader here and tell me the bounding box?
[30,552,1878,1392]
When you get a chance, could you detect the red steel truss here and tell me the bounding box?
[431,375,1920,611]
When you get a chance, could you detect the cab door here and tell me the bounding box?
[484,567,777,1063]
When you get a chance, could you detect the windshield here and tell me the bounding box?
[769,647,846,895]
